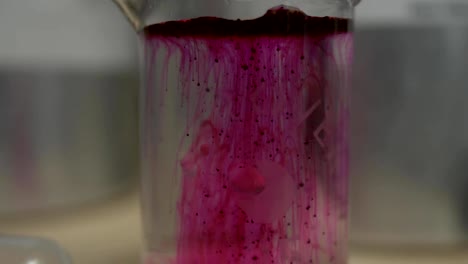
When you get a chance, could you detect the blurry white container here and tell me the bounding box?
[0,235,72,264]
[351,0,468,247]
[0,0,138,213]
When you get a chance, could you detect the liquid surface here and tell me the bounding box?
[143,6,352,264]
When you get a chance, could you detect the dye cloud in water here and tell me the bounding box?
[144,5,352,264]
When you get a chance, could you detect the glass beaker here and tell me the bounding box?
[113,0,357,263]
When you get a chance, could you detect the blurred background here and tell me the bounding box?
[352,0,468,247]
[0,0,467,263]
[0,0,138,215]
[0,0,141,263]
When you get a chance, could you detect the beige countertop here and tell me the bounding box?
[0,191,142,264]
[0,191,467,264]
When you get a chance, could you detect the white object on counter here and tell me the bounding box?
[0,235,72,264]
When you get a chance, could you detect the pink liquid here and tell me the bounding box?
[143,6,352,264]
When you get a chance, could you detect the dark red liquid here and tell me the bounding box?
[144,7,348,36]
[143,6,351,264]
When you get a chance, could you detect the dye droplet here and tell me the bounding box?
[234,161,295,224]
[229,166,266,195]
